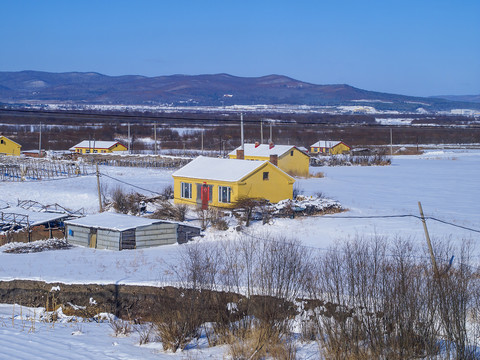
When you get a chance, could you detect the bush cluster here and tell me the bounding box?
[158,235,480,358]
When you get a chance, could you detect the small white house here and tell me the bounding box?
[65,213,200,250]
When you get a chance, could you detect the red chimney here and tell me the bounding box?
[255,141,260,148]
[236,149,244,160]
[269,142,274,149]
[270,154,278,166]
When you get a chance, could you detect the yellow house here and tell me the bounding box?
[0,135,21,156]
[172,156,295,208]
[70,140,128,154]
[310,141,351,155]
[228,143,310,177]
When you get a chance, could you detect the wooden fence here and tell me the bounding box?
[0,157,92,182]
[81,154,192,169]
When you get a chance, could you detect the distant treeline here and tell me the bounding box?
[0,109,478,152]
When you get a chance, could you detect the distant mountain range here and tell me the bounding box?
[0,70,478,112]
[431,94,480,104]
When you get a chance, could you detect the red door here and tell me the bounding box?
[201,182,210,210]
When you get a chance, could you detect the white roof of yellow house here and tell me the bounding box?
[311,140,344,148]
[69,140,126,150]
[172,156,294,182]
[228,143,308,158]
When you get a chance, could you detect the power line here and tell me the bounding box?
[425,217,480,234]
[99,172,163,195]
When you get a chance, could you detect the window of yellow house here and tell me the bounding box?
[290,150,294,156]
[263,172,269,180]
[218,186,231,203]
[181,182,192,199]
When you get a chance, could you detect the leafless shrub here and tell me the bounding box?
[233,197,269,227]
[110,187,143,214]
[312,154,391,167]
[109,318,133,337]
[155,309,201,352]
[227,320,295,360]
[194,207,228,230]
[134,322,157,345]
[432,239,480,359]
[161,185,174,199]
[150,200,187,221]
[308,236,480,360]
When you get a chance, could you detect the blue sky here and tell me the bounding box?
[1,0,479,96]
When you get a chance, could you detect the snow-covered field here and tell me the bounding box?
[1,149,479,359]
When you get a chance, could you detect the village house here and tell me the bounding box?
[0,135,21,156]
[65,212,200,250]
[172,156,295,208]
[70,140,127,154]
[228,143,310,177]
[310,140,351,155]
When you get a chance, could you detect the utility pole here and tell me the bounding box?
[418,201,439,277]
[154,123,157,155]
[96,163,103,212]
[390,128,393,156]
[269,122,273,143]
[128,123,131,154]
[201,129,204,154]
[260,119,263,144]
[38,123,42,157]
[240,113,244,150]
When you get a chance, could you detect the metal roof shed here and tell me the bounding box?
[65,213,200,250]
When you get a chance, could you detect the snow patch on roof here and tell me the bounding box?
[0,207,69,226]
[228,143,296,157]
[172,156,268,182]
[70,140,125,150]
[310,140,343,148]
[65,212,166,231]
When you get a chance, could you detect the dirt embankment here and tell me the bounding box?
[0,280,197,320]
[0,280,300,322]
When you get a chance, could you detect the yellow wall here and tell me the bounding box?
[278,149,309,177]
[330,143,351,155]
[75,143,127,154]
[0,136,21,156]
[173,162,294,208]
[229,148,309,177]
[310,143,350,155]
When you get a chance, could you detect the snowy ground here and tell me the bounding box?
[1,149,479,358]
[1,149,479,285]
